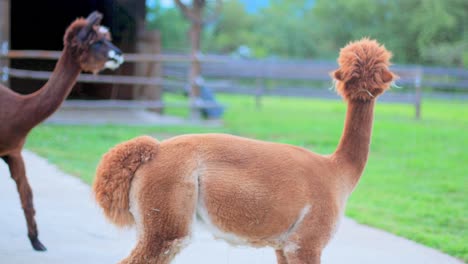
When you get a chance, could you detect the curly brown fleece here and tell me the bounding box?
[93,38,396,264]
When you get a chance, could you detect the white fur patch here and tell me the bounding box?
[196,186,250,246]
[104,60,120,70]
[129,175,143,238]
[293,205,311,230]
[163,236,191,258]
[284,241,299,253]
[277,204,311,242]
[196,200,249,246]
[99,26,109,34]
[275,204,311,253]
[105,50,124,70]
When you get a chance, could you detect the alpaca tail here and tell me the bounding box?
[92,136,159,227]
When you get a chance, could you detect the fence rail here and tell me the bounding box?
[7,68,184,87]
[3,50,227,63]
[1,49,467,120]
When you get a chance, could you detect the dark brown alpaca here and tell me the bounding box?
[0,11,123,251]
[93,38,395,263]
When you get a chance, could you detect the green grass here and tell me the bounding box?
[26,95,467,261]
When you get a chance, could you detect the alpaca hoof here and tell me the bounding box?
[30,237,47,251]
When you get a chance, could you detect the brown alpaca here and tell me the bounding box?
[0,11,123,251]
[93,38,395,264]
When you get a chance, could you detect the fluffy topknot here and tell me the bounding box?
[332,38,396,101]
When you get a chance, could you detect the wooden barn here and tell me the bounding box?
[0,0,162,102]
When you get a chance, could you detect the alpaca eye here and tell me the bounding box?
[91,40,104,50]
[94,40,104,46]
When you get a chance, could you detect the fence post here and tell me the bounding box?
[189,52,203,120]
[135,28,163,113]
[414,67,423,120]
[0,0,10,87]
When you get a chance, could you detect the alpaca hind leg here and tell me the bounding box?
[5,153,46,251]
[120,169,197,264]
[276,249,289,264]
[119,237,190,264]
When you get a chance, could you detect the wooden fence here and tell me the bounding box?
[1,48,467,120]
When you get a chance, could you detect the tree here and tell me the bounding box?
[253,0,317,58]
[146,3,189,51]
[147,0,467,66]
[204,0,256,54]
[311,0,468,65]
[174,0,222,104]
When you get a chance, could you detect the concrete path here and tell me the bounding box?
[0,151,463,264]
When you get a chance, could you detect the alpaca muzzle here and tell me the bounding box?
[105,48,124,70]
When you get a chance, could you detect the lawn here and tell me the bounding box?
[26,94,467,261]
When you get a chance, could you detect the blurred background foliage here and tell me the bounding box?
[146,0,468,67]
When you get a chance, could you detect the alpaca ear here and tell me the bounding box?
[78,24,93,42]
[86,11,103,26]
[78,11,103,42]
[381,69,393,83]
[333,70,344,81]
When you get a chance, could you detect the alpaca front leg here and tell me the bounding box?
[282,209,339,264]
[284,245,322,264]
[276,249,289,264]
[5,153,46,251]
[118,164,198,264]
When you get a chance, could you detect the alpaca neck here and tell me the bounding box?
[332,99,375,191]
[21,48,81,130]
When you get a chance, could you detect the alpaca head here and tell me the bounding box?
[64,11,124,74]
[332,38,396,102]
